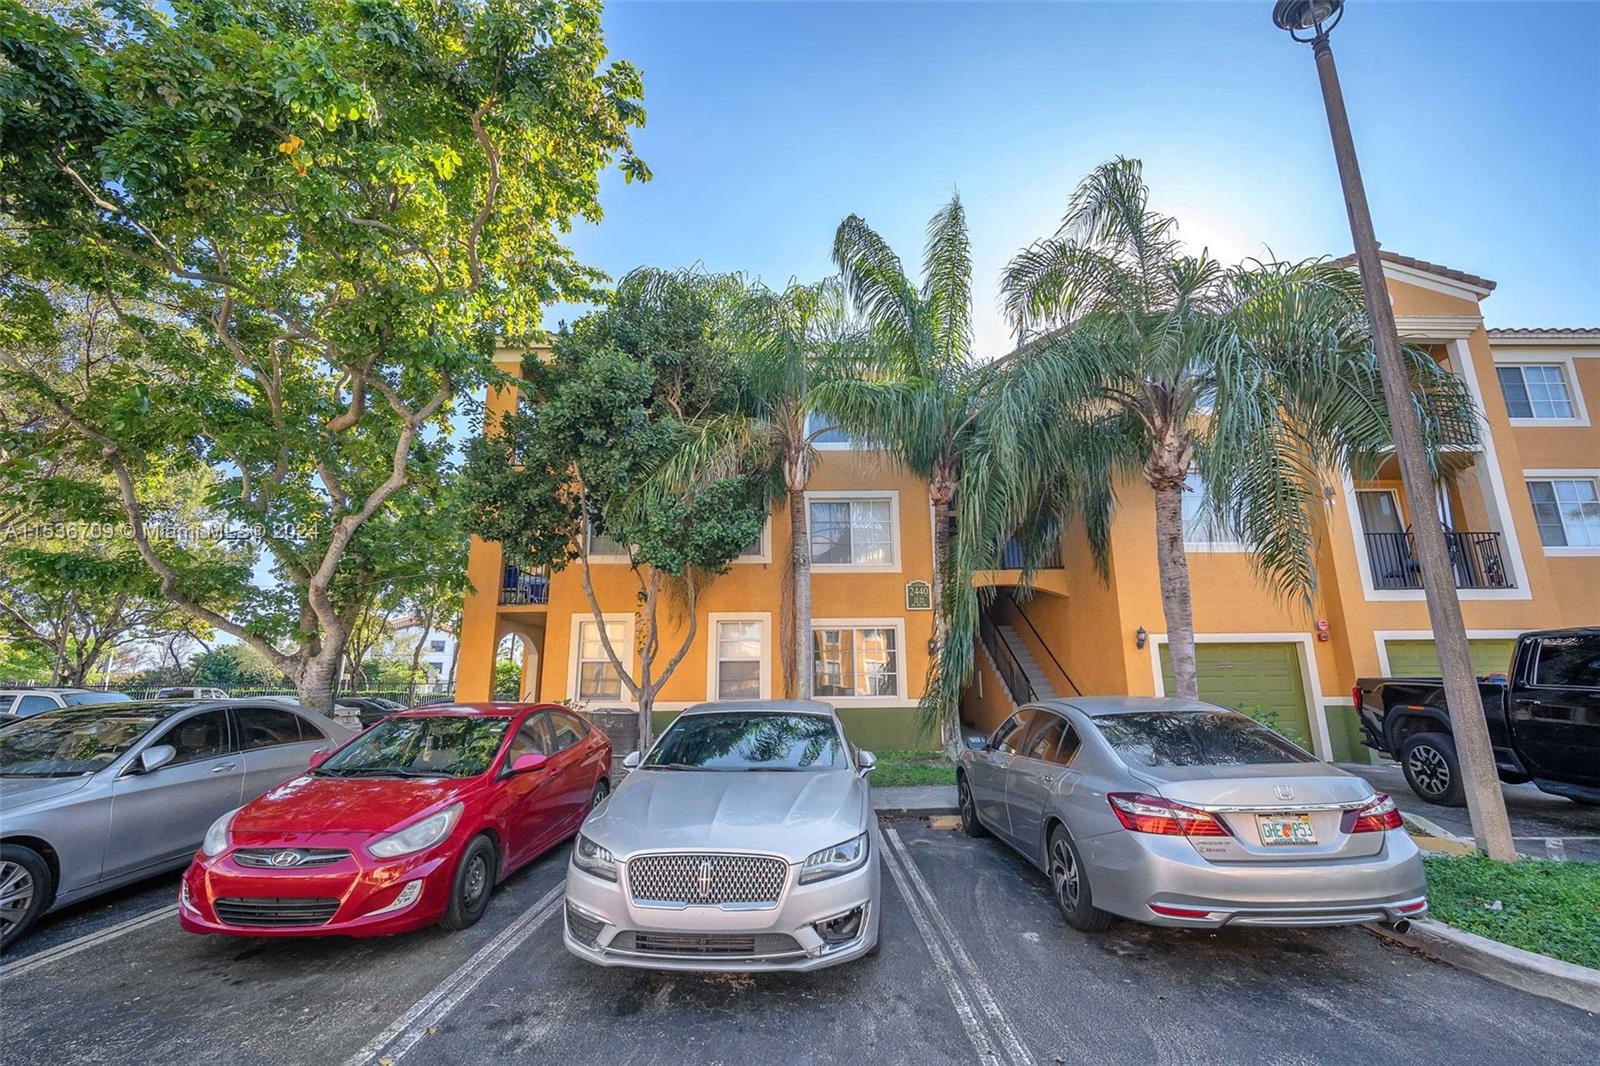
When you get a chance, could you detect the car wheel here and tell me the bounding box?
[440,835,498,932]
[1047,827,1111,933]
[0,844,53,952]
[957,774,987,838]
[1400,732,1466,807]
[588,779,610,813]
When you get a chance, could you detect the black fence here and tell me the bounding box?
[979,610,1036,706]
[999,536,1063,571]
[500,564,550,605]
[1364,530,1514,590]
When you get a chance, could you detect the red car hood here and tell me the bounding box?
[232,774,472,836]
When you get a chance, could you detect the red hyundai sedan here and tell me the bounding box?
[179,703,610,938]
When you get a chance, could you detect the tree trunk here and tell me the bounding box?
[929,487,958,757]
[295,651,353,726]
[1150,467,1198,700]
[789,487,813,700]
[406,606,435,705]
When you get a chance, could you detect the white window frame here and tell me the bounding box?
[805,490,902,573]
[1180,471,1246,552]
[804,411,858,451]
[1491,356,1588,427]
[1523,469,1600,556]
[705,612,772,701]
[732,516,772,565]
[583,522,632,564]
[568,614,634,705]
[810,617,910,706]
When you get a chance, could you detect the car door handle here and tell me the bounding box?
[210,762,237,773]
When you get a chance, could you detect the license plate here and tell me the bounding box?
[1256,813,1316,846]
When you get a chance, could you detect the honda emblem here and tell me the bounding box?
[1274,784,1295,802]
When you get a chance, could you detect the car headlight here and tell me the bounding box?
[368,803,463,859]
[572,833,618,882]
[201,806,242,857]
[799,832,869,884]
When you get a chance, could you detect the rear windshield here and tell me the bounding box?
[644,712,845,771]
[1095,712,1314,768]
[64,691,132,706]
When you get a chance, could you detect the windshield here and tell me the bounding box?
[1095,712,1315,768]
[643,712,846,771]
[0,706,185,776]
[318,715,511,778]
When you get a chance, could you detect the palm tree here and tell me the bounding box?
[989,158,1479,699]
[816,196,987,752]
[655,278,851,700]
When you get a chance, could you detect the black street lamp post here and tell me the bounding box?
[1272,0,1514,859]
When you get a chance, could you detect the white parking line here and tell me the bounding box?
[0,903,178,980]
[882,827,1038,1066]
[878,835,1003,1065]
[343,883,564,1066]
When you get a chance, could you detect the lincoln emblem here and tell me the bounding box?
[695,859,714,899]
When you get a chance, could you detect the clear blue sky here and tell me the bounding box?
[549,0,1600,359]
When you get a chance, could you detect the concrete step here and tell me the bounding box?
[996,625,1057,700]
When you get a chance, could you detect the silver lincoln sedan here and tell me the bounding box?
[957,697,1428,932]
[563,700,882,971]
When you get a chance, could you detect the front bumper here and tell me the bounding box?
[563,851,881,972]
[178,836,462,938]
[1080,827,1429,929]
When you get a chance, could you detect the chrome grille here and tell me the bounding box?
[232,848,350,869]
[626,853,787,907]
[213,897,339,927]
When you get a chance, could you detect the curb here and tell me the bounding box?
[873,804,959,819]
[1371,919,1600,1015]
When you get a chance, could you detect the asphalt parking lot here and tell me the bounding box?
[3,818,1596,1066]
[1342,762,1600,862]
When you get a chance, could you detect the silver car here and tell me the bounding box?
[0,699,353,949]
[957,697,1427,931]
[564,700,882,971]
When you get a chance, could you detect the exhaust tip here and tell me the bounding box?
[1391,918,1411,934]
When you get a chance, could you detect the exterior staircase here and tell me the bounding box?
[996,625,1058,701]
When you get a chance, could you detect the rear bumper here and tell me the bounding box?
[177,840,461,938]
[1080,828,1429,929]
[562,852,881,972]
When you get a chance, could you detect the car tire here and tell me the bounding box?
[957,774,987,838]
[1047,826,1111,933]
[439,835,498,932]
[0,844,53,952]
[588,779,610,815]
[1400,732,1466,807]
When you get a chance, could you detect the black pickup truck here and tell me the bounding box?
[1355,628,1599,807]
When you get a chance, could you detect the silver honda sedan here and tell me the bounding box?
[956,697,1427,931]
[564,700,882,971]
[0,699,353,949]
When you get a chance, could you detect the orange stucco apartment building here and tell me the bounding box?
[455,252,1599,758]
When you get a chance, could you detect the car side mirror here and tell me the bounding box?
[857,750,877,776]
[140,743,176,774]
[511,752,549,774]
[965,735,989,752]
[622,751,641,770]
[307,749,330,770]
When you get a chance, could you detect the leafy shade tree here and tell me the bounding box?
[991,158,1479,700]
[819,197,987,751]
[462,268,769,747]
[189,643,290,691]
[0,0,646,711]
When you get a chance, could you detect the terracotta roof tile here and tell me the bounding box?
[1330,250,1496,293]
[1485,327,1600,338]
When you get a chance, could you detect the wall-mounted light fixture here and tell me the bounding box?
[1135,626,1148,650]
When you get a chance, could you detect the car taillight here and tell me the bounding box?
[1351,686,1363,714]
[1107,793,1230,837]
[1343,793,1403,833]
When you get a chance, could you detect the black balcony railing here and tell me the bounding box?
[500,564,550,605]
[1000,536,1063,570]
[1364,530,1514,591]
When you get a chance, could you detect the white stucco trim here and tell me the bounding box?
[810,616,911,706]
[804,490,903,573]
[1490,354,1591,428]
[1521,469,1600,556]
[1146,631,1333,762]
[568,613,636,708]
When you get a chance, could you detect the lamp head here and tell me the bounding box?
[1272,0,1344,41]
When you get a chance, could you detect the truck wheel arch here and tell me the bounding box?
[1385,707,1451,752]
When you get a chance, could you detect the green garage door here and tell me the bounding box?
[1383,639,1515,677]
[1160,642,1311,749]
